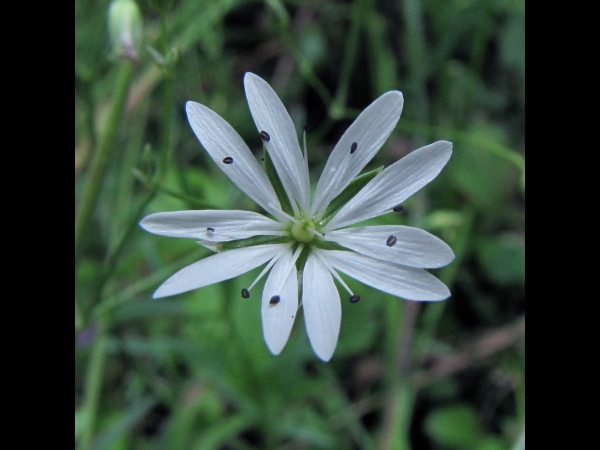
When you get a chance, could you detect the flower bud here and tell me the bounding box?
[108,0,143,61]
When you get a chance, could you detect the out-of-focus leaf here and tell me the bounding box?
[75,408,87,441]
[477,233,525,285]
[424,403,483,449]
[110,298,187,323]
[475,436,509,450]
[191,415,252,450]
[500,14,525,75]
[450,121,519,213]
[93,397,156,450]
[277,407,338,449]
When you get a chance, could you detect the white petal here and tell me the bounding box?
[140,210,286,242]
[317,249,450,301]
[324,141,452,230]
[302,252,341,362]
[244,73,310,212]
[153,244,286,298]
[261,248,298,355]
[311,91,404,217]
[185,101,284,219]
[326,225,454,268]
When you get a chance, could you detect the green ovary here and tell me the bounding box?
[291,220,316,243]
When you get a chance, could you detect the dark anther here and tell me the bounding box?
[222,156,234,164]
[350,142,358,154]
[303,123,309,132]
[392,204,404,213]
[386,235,398,247]
[269,295,281,305]
[206,227,215,232]
[241,288,250,299]
[260,131,271,142]
[349,295,361,303]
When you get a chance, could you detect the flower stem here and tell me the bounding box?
[75,60,134,266]
[267,0,332,107]
[330,0,367,119]
[75,60,133,328]
[400,0,430,128]
[101,10,174,287]
[80,321,107,450]
[378,299,419,450]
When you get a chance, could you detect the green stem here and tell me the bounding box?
[132,168,215,208]
[268,0,332,107]
[330,0,366,119]
[378,300,419,450]
[75,61,133,265]
[75,61,133,328]
[80,322,107,450]
[157,76,173,182]
[160,13,168,55]
[401,0,430,130]
[419,210,473,351]
[100,10,174,294]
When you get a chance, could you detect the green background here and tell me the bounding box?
[75,0,525,449]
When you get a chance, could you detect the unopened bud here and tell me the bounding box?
[108,0,143,61]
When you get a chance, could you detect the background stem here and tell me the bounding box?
[75,61,133,265]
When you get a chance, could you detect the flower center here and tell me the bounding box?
[291,220,316,243]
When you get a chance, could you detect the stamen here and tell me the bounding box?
[303,123,309,132]
[241,288,250,298]
[268,244,305,302]
[350,142,358,154]
[315,251,354,296]
[247,245,290,291]
[393,204,404,213]
[386,235,397,247]
[259,130,271,142]
[269,295,281,305]
[349,295,361,303]
[206,227,215,232]
[222,157,233,164]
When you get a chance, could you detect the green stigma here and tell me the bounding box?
[291,220,316,243]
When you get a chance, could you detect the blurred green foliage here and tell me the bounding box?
[75,0,525,449]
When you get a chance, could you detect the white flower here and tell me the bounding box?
[140,73,454,361]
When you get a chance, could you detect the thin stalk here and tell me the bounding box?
[132,168,215,208]
[267,0,331,107]
[75,61,133,328]
[102,10,174,287]
[80,321,107,450]
[457,6,492,129]
[75,61,134,265]
[419,210,473,351]
[401,0,430,127]
[330,0,367,119]
[378,300,419,450]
